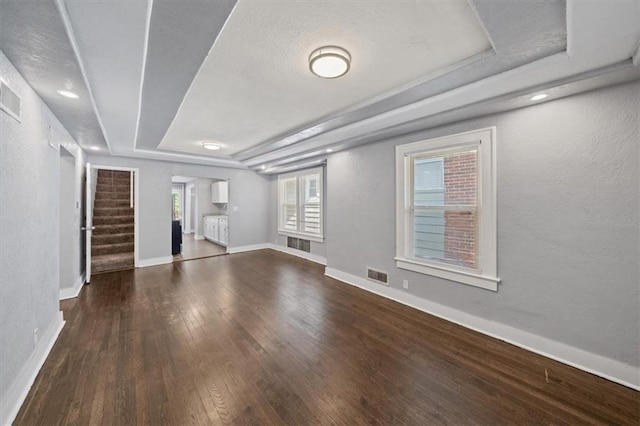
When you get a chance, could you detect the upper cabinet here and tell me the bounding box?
[211,181,229,203]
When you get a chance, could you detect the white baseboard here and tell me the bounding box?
[269,244,327,266]
[138,256,173,267]
[194,234,204,240]
[227,243,270,254]
[0,311,65,425]
[325,267,640,391]
[59,273,86,300]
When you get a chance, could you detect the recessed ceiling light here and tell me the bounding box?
[325,148,333,153]
[530,93,548,101]
[89,146,100,151]
[202,142,221,151]
[260,165,266,170]
[309,46,351,79]
[57,90,79,99]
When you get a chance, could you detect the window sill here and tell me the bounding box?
[278,230,324,243]
[394,257,500,291]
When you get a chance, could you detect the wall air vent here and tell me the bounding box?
[367,267,389,285]
[0,81,21,122]
[287,237,311,253]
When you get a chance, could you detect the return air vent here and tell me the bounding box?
[287,237,311,253]
[0,81,21,122]
[367,267,388,285]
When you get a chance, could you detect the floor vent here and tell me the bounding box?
[0,81,21,122]
[367,267,388,285]
[287,237,311,253]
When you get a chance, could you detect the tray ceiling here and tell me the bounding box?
[1,0,639,172]
[158,0,492,156]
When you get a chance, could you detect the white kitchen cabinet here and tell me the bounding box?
[202,215,228,247]
[211,181,229,203]
[211,218,219,243]
[219,217,228,246]
[203,217,215,241]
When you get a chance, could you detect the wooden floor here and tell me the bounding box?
[16,250,639,425]
[173,233,227,262]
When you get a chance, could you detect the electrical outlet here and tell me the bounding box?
[33,328,38,348]
[403,279,409,289]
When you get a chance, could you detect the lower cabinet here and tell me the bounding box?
[203,216,228,247]
[219,217,228,246]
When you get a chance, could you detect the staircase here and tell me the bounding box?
[91,170,135,273]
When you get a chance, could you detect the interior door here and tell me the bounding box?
[83,162,94,283]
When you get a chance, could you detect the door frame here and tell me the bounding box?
[91,165,140,267]
[185,182,195,233]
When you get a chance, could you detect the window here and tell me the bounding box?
[395,127,499,291]
[171,184,183,222]
[278,167,323,242]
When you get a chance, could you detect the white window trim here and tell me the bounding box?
[395,127,500,291]
[278,230,325,243]
[277,167,324,243]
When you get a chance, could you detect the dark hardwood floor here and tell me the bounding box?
[173,233,227,262]
[16,250,639,425]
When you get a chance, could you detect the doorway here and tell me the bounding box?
[171,175,228,262]
[85,165,139,280]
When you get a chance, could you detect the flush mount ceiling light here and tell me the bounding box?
[56,89,79,99]
[530,93,548,101]
[309,46,351,79]
[89,146,100,151]
[202,142,222,151]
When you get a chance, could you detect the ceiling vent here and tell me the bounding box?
[0,81,21,122]
[367,267,388,285]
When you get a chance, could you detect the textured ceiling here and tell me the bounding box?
[0,0,108,151]
[1,0,638,172]
[63,0,149,154]
[135,0,237,152]
[235,0,569,163]
[158,0,492,156]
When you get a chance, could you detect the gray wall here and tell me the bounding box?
[88,155,271,260]
[59,150,75,289]
[58,145,86,294]
[0,51,86,410]
[326,81,639,368]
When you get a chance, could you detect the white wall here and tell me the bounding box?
[0,50,86,423]
[88,155,271,261]
[325,81,640,386]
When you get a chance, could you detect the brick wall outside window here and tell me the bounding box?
[443,151,477,268]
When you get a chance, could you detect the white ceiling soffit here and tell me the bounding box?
[2,0,637,173]
[236,0,569,163]
[62,0,150,155]
[0,0,109,151]
[158,0,494,157]
[134,0,237,154]
[245,0,640,171]
[258,63,640,174]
